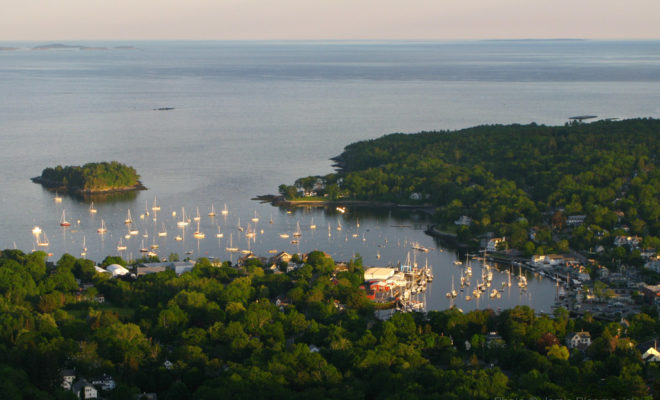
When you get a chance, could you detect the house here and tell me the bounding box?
[566,215,586,226]
[566,331,591,350]
[72,379,97,399]
[641,284,660,301]
[61,369,76,390]
[163,360,174,370]
[486,237,506,252]
[638,339,660,362]
[454,215,473,226]
[91,374,115,391]
[614,235,642,249]
[645,258,660,274]
[268,251,292,266]
[409,192,422,201]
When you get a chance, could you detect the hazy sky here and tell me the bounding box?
[2,0,659,41]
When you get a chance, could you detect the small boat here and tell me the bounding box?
[221,203,229,216]
[175,235,183,241]
[194,207,201,222]
[80,236,87,257]
[129,228,139,236]
[336,206,346,213]
[193,220,205,239]
[89,202,97,213]
[59,210,71,227]
[139,240,148,253]
[32,226,42,235]
[310,217,316,230]
[53,191,62,203]
[208,203,216,217]
[225,233,238,252]
[411,242,429,252]
[185,250,193,255]
[251,210,259,223]
[336,219,342,231]
[453,260,462,265]
[158,224,167,237]
[236,217,243,232]
[150,238,159,249]
[151,196,160,211]
[279,233,290,238]
[293,221,302,237]
[125,210,133,225]
[177,207,189,227]
[291,239,299,245]
[97,220,107,234]
[269,214,273,224]
[37,231,50,247]
[216,225,223,238]
[117,238,127,251]
[267,249,278,253]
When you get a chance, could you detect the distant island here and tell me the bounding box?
[31,161,145,194]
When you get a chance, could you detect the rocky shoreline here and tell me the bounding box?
[31,176,147,194]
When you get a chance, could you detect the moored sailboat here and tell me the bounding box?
[59,210,71,227]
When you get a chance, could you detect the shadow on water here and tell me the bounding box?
[73,191,140,204]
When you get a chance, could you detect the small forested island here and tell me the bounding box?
[31,161,145,194]
[280,119,660,257]
[1,248,659,399]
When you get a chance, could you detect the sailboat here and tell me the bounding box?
[177,207,189,227]
[89,202,97,213]
[328,223,331,237]
[117,238,127,251]
[151,196,160,211]
[158,223,167,237]
[336,218,342,231]
[221,203,229,216]
[236,217,243,232]
[125,210,133,225]
[251,210,259,223]
[293,221,302,237]
[194,207,201,222]
[80,236,87,257]
[59,210,71,227]
[150,238,159,249]
[310,217,316,230]
[208,203,216,217]
[97,220,107,234]
[269,214,273,224]
[225,233,238,252]
[193,220,205,239]
[53,191,62,203]
[37,231,50,247]
[216,225,224,238]
[139,240,148,253]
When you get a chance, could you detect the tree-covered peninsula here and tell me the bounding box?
[1,248,659,399]
[32,161,144,193]
[282,118,660,256]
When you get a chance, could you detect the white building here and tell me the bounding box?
[61,369,75,390]
[454,216,473,226]
[566,331,591,350]
[105,264,129,277]
[566,215,586,226]
[364,267,396,281]
[72,379,97,399]
[486,237,506,252]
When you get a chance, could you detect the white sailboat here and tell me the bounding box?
[125,210,133,225]
[221,203,229,216]
[251,210,259,223]
[158,223,167,237]
[117,238,127,251]
[59,209,71,227]
[194,207,201,222]
[97,220,107,234]
[216,225,223,238]
[310,217,316,230]
[225,233,238,252]
[139,239,148,253]
[89,202,97,213]
[37,231,50,247]
[151,196,160,211]
[208,203,216,217]
[53,191,62,203]
[237,217,243,232]
[80,236,87,257]
[177,207,189,227]
[193,220,205,239]
[293,221,302,237]
[336,218,342,231]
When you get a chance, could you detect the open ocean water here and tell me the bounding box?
[1,39,659,313]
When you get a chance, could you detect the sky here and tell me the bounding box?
[2,0,659,41]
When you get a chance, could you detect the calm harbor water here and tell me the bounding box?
[2,40,660,312]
